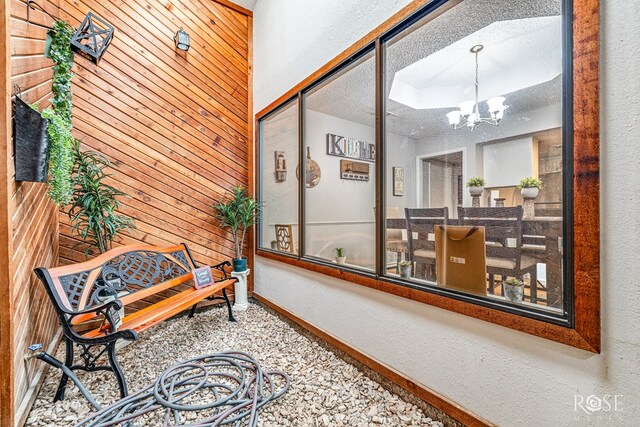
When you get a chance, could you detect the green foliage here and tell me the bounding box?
[399,260,411,267]
[212,186,262,260]
[67,140,135,256]
[49,20,74,123]
[466,176,485,188]
[335,248,345,258]
[518,177,542,189]
[503,277,524,287]
[41,108,74,205]
[39,20,75,205]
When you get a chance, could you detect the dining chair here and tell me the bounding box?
[405,207,449,280]
[457,206,538,301]
[386,207,408,272]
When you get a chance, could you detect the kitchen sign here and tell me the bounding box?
[326,133,375,162]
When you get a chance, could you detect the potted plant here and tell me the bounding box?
[67,139,135,256]
[466,176,485,197]
[335,248,346,265]
[503,277,524,303]
[213,186,262,272]
[518,177,542,199]
[398,260,412,279]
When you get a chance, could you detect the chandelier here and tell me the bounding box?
[446,45,508,130]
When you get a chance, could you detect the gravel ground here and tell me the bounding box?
[26,302,449,427]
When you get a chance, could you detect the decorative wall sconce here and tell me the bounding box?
[174,28,190,51]
[70,12,115,65]
[274,151,287,182]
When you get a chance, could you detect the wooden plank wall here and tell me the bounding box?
[8,0,62,425]
[3,0,250,425]
[57,0,251,281]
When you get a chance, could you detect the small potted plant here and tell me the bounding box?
[503,277,524,303]
[398,260,412,279]
[213,186,262,272]
[466,176,485,197]
[518,177,542,199]
[335,248,346,265]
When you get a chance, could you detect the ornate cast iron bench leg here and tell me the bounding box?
[54,339,129,401]
[54,337,74,402]
[187,288,236,322]
[107,342,128,398]
[222,288,236,322]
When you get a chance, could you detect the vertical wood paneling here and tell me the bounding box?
[7,0,61,425]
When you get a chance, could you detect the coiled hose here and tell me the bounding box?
[75,350,290,427]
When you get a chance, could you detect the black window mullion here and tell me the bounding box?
[375,38,385,277]
[297,92,304,260]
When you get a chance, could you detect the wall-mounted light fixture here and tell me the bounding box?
[70,12,115,65]
[174,28,190,51]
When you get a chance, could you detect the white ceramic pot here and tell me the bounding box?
[503,282,524,303]
[336,256,346,265]
[521,187,539,199]
[469,187,484,197]
[399,264,412,279]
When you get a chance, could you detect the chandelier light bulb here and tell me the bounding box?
[446,110,462,126]
[458,100,476,117]
[445,45,508,130]
[487,96,507,114]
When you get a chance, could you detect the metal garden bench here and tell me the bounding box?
[34,243,236,402]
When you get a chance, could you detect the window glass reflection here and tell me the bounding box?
[384,0,565,311]
[303,50,376,270]
[259,101,299,254]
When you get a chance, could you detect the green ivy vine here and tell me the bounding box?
[43,19,75,205]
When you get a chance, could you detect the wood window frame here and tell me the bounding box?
[253,0,600,353]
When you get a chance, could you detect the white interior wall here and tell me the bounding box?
[262,107,416,266]
[260,104,299,249]
[414,102,562,207]
[304,110,377,266]
[253,0,640,425]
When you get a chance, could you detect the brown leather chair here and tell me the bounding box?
[457,207,538,300]
[405,207,449,280]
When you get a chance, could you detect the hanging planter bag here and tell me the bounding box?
[14,96,50,182]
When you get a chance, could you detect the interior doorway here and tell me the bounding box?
[419,150,464,216]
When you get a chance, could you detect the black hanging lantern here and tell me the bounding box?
[70,12,115,65]
[174,28,190,51]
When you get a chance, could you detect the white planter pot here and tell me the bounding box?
[468,187,484,197]
[399,265,412,279]
[336,256,346,265]
[521,187,539,199]
[503,283,524,303]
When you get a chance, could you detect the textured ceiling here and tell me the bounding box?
[305,0,563,139]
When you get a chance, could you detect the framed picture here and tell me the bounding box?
[192,266,214,289]
[393,167,404,196]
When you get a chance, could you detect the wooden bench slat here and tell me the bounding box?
[82,279,235,338]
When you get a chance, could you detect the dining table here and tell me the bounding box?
[386,216,564,309]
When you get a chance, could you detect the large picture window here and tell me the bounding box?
[303,49,376,271]
[256,0,600,351]
[383,0,566,313]
[258,100,299,254]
